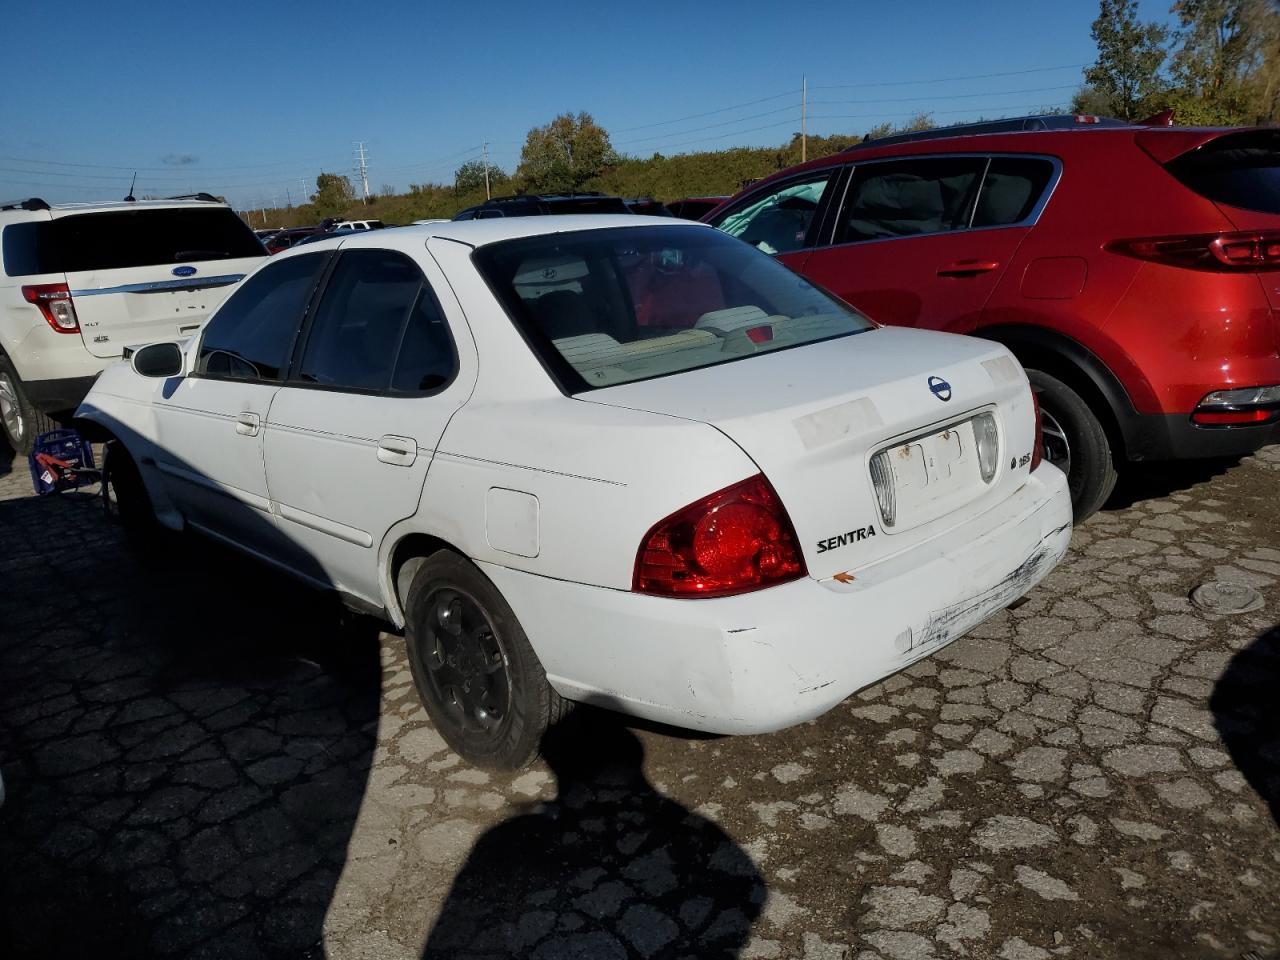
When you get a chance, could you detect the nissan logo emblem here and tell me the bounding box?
[928,376,952,402]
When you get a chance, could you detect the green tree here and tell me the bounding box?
[454,159,509,195]
[517,112,616,193]
[1172,0,1280,122]
[1083,0,1169,119]
[312,173,354,216]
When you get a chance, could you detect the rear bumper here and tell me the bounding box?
[25,374,100,414]
[1120,410,1280,461]
[481,465,1071,735]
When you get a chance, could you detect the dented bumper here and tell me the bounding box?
[481,465,1071,735]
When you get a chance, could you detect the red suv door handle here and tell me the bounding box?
[937,259,1001,277]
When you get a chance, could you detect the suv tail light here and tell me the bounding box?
[1030,391,1044,471]
[633,474,805,598]
[1192,385,1280,426]
[1108,231,1280,272]
[22,283,79,333]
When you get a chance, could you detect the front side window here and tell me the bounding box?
[837,157,986,244]
[473,225,873,391]
[197,253,327,381]
[713,173,835,255]
[297,249,426,391]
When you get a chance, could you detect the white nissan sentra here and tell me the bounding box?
[77,216,1071,768]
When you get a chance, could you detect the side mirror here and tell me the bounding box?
[131,342,185,378]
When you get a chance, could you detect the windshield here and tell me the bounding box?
[2,207,264,277]
[473,225,873,392]
[1168,130,1280,216]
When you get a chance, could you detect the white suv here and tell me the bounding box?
[0,195,265,452]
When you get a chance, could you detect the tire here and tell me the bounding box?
[0,354,57,456]
[405,551,566,770]
[1027,368,1118,523]
[103,440,164,550]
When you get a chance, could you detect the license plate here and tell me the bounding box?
[888,424,968,494]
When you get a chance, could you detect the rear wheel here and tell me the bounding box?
[405,551,566,769]
[0,354,56,456]
[1027,368,1117,522]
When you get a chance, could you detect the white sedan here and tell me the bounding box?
[77,216,1071,768]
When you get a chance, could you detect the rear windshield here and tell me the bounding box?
[2,207,264,277]
[1167,130,1280,215]
[473,225,873,392]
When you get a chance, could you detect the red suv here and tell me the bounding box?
[705,115,1280,520]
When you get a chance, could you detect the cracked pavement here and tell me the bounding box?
[1,442,1278,960]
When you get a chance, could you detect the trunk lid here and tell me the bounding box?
[583,326,1041,579]
[47,205,265,357]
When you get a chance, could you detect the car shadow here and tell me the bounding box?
[421,707,765,959]
[0,488,382,959]
[1211,626,1280,828]
[0,435,13,480]
[1103,456,1241,512]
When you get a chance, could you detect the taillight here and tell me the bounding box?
[1192,385,1280,426]
[1108,231,1280,271]
[22,283,79,333]
[633,474,806,598]
[1030,391,1044,472]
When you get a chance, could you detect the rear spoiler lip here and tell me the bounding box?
[1134,126,1277,165]
[69,274,245,298]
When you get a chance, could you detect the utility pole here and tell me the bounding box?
[801,75,808,163]
[483,141,491,200]
[286,187,292,209]
[354,141,370,204]
[299,178,310,206]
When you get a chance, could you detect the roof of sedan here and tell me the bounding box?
[347,214,712,249]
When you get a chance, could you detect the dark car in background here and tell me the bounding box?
[668,196,729,221]
[454,193,632,220]
[706,114,1280,520]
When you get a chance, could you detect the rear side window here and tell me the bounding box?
[972,157,1056,227]
[2,207,263,277]
[297,249,456,394]
[837,158,986,243]
[1167,131,1280,215]
[198,253,326,381]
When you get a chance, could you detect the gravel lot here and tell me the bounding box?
[1,443,1278,960]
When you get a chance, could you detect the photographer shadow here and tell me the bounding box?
[1211,626,1280,827]
[422,709,765,959]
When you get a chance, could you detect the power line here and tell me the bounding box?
[809,84,1079,106]
[616,104,798,147]
[0,153,349,172]
[810,63,1087,90]
[611,90,796,133]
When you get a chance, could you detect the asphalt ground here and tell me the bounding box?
[1,442,1278,960]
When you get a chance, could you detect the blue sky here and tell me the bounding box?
[0,0,1177,209]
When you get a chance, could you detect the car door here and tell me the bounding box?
[151,252,328,558]
[708,167,844,276]
[262,246,476,605]
[801,155,1053,332]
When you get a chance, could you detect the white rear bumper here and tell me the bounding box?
[481,465,1071,735]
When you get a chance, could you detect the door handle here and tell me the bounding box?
[937,259,1001,277]
[377,435,417,467]
[235,412,261,437]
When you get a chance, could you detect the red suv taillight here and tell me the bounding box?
[1030,390,1044,472]
[633,474,806,598]
[1192,385,1280,426]
[21,283,79,333]
[1108,231,1280,271]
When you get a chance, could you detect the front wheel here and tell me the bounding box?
[405,552,567,769]
[1027,368,1117,523]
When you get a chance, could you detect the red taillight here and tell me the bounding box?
[1030,391,1044,472]
[1109,231,1280,272]
[22,283,79,333]
[634,474,806,598]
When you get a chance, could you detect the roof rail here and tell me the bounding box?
[0,197,51,212]
[164,192,221,203]
[845,114,1130,152]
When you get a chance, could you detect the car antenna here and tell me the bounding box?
[124,172,137,202]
